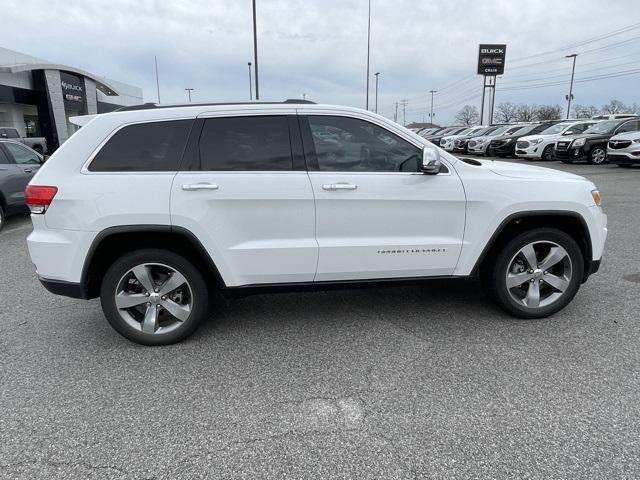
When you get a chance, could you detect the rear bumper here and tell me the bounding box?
[38,276,88,299]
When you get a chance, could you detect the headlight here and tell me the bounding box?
[633,138,640,144]
[531,138,542,145]
[591,190,602,206]
[573,138,586,147]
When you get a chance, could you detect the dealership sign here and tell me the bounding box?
[60,71,86,110]
[477,44,506,75]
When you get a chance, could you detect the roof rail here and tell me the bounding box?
[114,99,317,112]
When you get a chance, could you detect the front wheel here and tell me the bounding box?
[484,229,584,319]
[100,249,209,345]
[541,145,554,161]
[588,146,607,165]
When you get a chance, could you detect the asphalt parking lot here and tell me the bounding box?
[1,159,639,479]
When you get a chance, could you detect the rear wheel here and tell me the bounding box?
[588,146,607,165]
[100,249,209,345]
[484,228,584,319]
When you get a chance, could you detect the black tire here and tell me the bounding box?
[483,228,584,319]
[541,145,554,161]
[0,204,5,232]
[100,249,209,345]
[588,146,607,165]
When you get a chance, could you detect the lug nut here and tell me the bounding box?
[146,302,151,306]
[162,296,166,300]
[529,270,533,274]
[154,288,159,293]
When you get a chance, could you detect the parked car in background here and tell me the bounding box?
[0,140,45,230]
[606,131,640,167]
[417,127,441,137]
[424,126,466,145]
[488,122,559,158]
[441,126,485,151]
[453,125,502,154]
[554,118,640,165]
[0,127,47,154]
[468,125,524,156]
[25,101,607,344]
[516,120,597,161]
[591,113,638,121]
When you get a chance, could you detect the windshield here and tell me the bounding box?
[540,123,571,135]
[486,126,510,136]
[455,128,471,136]
[584,120,619,134]
[510,125,536,136]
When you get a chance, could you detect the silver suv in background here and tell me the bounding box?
[0,140,45,230]
[0,127,47,154]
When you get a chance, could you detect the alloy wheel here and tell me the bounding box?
[591,148,606,164]
[114,263,193,334]
[505,241,573,309]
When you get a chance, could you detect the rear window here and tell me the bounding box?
[89,120,192,172]
[198,116,293,171]
[0,128,20,139]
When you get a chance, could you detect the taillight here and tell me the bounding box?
[25,185,58,214]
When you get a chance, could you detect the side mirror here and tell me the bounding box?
[421,146,442,175]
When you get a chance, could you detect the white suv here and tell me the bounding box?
[515,120,597,161]
[26,102,608,345]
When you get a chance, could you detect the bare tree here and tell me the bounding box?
[516,104,538,122]
[454,105,480,127]
[536,104,563,121]
[572,104,599,119]
[601,100,628,114]
[494,102,518,123]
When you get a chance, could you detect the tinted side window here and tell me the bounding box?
[307,116,421,172]
[199,116,293,171]
[89,120,191,172]
[616,120,640,134]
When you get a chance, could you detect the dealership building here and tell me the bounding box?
[0,47,143,152]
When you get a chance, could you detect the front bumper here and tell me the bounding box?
[489,142,515,156]
[554,146,588,162]
[607,151,640,165]
[467,143,489,155]
[515,143,544,159]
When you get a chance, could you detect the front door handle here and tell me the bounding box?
[322,182,358,191]
[181,183,219,191]
[22,168,33,174]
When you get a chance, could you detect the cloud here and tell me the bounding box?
[1,0,638,124]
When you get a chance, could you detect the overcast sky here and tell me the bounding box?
[1,0,638,124]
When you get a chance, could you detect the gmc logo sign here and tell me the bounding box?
[478,44,507,75]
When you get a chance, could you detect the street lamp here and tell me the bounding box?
[252,0,260,100]
[565,54,578,119]
[374,72,380,113]
[365,0,371,110]
[184,88,194,103]
[248,62,253,100]
[429,90,437,124]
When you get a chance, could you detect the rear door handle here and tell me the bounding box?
[322,182,358,191]
[181,183,219,191]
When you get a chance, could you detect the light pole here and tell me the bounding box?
[565,53,578,119]
[248,62,253,100]
[429,90,436,124]
[374,72,380,113]
[252,0,260,100]
[184,88,194,102]
[365,0,371,110]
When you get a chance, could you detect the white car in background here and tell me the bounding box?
[607,131,640,167]
[440,126,484,151]
[468,125,523,156]
[516,120,597,161]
